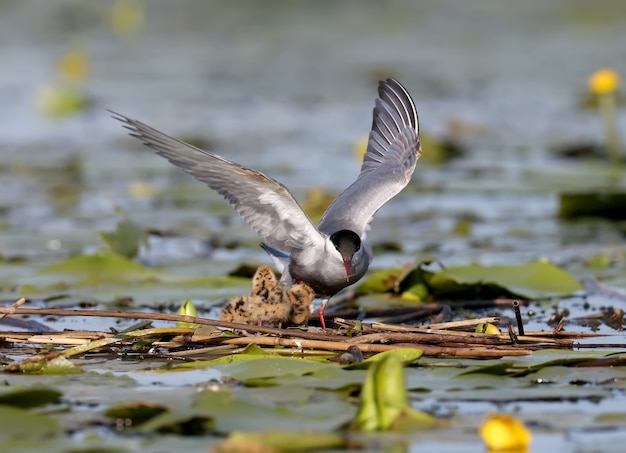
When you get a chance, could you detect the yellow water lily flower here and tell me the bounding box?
[480,413,532,451]
[58,45,90,84]
[588,68,620,95]
[110,0,145,37]
[475,322,501,334]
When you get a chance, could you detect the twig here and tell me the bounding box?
[217,336,531,357]
[512,300,525,336]
[0,298,27,321]
[507,324,519,344]
[365,317,500,332]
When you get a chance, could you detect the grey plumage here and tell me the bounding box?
[111,77,421,327]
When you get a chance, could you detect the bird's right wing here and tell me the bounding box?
[111,111,324,252]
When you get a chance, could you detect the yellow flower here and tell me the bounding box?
[588,68,620,94]
[110,0,145,37]
[58,47,90,84]
[480,413,532,451]
[475,322,501,334]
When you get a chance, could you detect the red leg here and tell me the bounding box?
[319,299,328,330]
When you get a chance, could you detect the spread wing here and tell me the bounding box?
[111,111,324,252]
[317,78,421,236]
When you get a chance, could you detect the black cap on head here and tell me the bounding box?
[330,230,361,282]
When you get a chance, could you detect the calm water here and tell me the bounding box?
[1,2,626,450]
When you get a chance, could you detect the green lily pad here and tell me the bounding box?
[251,366,368,390]
[433,259,583,299]
[0,386,62,408]
[105,401,170,427]
[135,406,214,435]
[99,219,149,258]
[359,259,582,300]
[175,345,329,380]
[194,389,353,433]
[0,406,62,443]
[560,191,626,219]
[344,348,423,370]
[180,356,330,381]
[42,251,162,285]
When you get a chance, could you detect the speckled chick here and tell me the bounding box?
[262,286,292,327]
[287,283,315,326]
[220,295,264,324]
[250,265,279,299]
[221,265,292,327]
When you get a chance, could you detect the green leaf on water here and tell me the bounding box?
[177,353,329,381]
[432,259,583,299]
[459,362,517,377]
[105,401,170,426]
[99,219,149,258]
[135,406,214,435]
[41,355,82,375]
[42,250,162,285]
[344,348,423,370]
[595,413,626,423]
[560,191,626,220]
[359,259,581,300]
[194,389,352,433]
[357,268,404,293]
[255,366,368,391]
[0,406,62,443]
[0,386,62,408]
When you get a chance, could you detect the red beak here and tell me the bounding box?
[343,258,351,283]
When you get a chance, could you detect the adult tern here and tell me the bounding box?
[111,77,421,329]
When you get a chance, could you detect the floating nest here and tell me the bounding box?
[0,294,612,373]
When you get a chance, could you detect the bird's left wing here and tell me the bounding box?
[317,78,421,236]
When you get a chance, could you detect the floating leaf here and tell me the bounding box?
[4,353,83,374]
[42,251,162,285]
[360,259,582,300]
[459,362,521,377]
[105,401,170,427]
[0,406,62,443]
[182,356,329,381]
[41,355,82,375]
[194,389,352,433]
[0,386,62,408]
[99,219,149,258]
[135,406,213,435]
[560,191,626,220]
[357,268,404,294]
[344,348,423,370]
[427,259,582,299]
[175,344,328,380]
[257,366,368,391]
